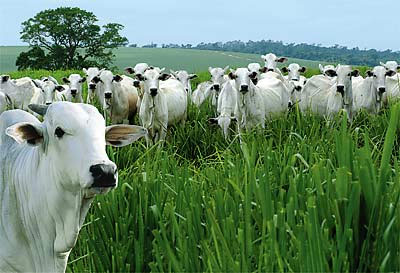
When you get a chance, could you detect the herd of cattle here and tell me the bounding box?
[1,53,400,142]
[0,53,399,272]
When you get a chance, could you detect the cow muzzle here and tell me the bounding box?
[150,88,158,97]
[267,68,274,72]
[133,80,140,88]
[240,85,249,93]
[295,86,302,91]
[71,89,77,97]
[104,92,112,99]
[337,85,344,96]
[212,84,220,92]
[90,164,117,188]
[89,83,96,90]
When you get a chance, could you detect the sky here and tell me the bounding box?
[0,0,399,51]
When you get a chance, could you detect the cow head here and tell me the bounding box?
[261,53,287,72]
[125,63,150,89]
[282,63,307,82]
[209,66,229,93]
[366,66,393,103]
[229,67,258,94]
[142,68,170,98]
[319,64,337,78]
[380,61,399,76]
[97,71,124,109]
[33,77,65,105]
[1,75,10,84]
[247,63,261,84]
[334,65,359,105]
[63,74,86,100]
[6,102,147,197]
[170,70,197,93]
[83,67,104,102]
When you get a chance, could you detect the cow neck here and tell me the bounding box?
[364,77,381,113]
[10,147,89,272]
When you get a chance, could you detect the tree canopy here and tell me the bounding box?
[16,7,128,70]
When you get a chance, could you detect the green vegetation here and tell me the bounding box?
[1,47,328,74]
[4,69,398,272]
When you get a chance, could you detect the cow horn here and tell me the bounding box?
[28,104,49,116]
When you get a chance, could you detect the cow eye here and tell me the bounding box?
[55,127,65,138]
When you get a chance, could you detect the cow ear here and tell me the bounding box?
[249,71,257,79]
[397,65,400,71]
[380,62,385,67]
[113,75,123,82]
[228,71,237,80]
[124,67,135,74]
[189,74,198,80]
[6,122,43,146]
[281,67,288,73]
[299,66,307,73]
[351,70,360,77]
[80,77,86,83]
[55,85,65,92]
[83,68,88,74]
[223,66,230,73]
[319,64,324,73]
[208,67,213,73]
[259,67,268,73]
[208,118,219,125]
[277,57,288,63]
[105,125,147,147]
[366,70,373,77]
[62,77,70,84]
[261,55,266,60]
[159,73,171,81]
[136,74,144,81]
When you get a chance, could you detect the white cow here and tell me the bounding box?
[0,75,41,112]
[95,70,140,124]
[0,102,146,273]
[209,80,237,139]
[282,63,307,103]
[139,68,187,145]
[0,91,12,114]
[62,74,86,103]
[300,65,359,120]
[381,61,400,103]
[170,70,197,103]
[353,66,393,113]
[83,67,104,104]
[229,68,266,131]
[32,76,66,105]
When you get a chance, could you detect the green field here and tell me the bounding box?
[2,68,398,272]
[0,46,328,73]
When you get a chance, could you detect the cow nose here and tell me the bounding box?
[89,84,96,90]
[71,89,77,96]
[295,86,302,91]
[104,92,112,99]
[378,87,386,93]
[267,68,274,72]
[240,85,249,93]
[133,80,140,88]
[213,84,220,91]
[337,85,344,96]
[150,88,158,96]
[45,102,52,105]
[292,78,299,81]
[90,164,117,188]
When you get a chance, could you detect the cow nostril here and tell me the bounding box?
[213,84,220,91]
[89,84,96,90]
[295,86,302,91]
[378,87,386,93]
[267,68,274,72]
[105,93,112,99]
[240,85,249,93]
[133,81,140,88]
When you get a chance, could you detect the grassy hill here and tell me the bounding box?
[0,46,327,73]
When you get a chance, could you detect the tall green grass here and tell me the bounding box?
[4,70,400,272]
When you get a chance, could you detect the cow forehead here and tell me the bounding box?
[86,68,99,76]
[373,66,386,75]
[288,63,300,70]
[336,65,352,75]
[177,70,189,78]
[248,63,261,71]
[144,69,160,80]
[68,74,82,82]
[235,68,250,77]
[210,68,224,77]
[324,65,335,71]
[134,63,149,74]
[100,71,114,82]
[263,53,277,61]
[45,102,104,131]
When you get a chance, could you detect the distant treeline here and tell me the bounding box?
[135,40,400,67]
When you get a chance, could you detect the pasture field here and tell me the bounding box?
[3,69,400,272]
[0,46,328,73]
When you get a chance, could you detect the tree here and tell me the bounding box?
[16,7,128,70]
